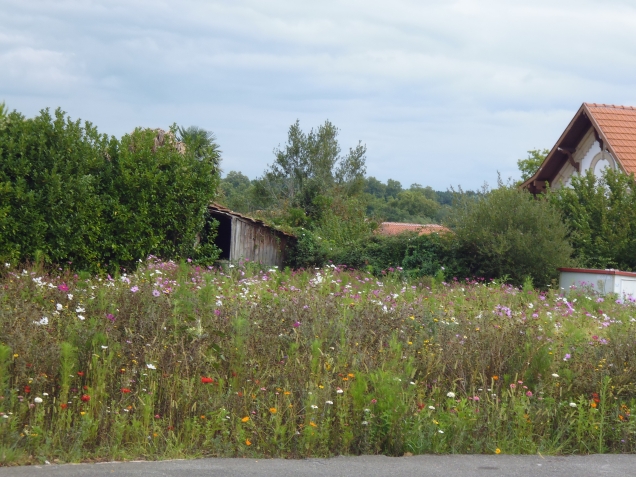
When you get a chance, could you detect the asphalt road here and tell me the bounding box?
[1,455,636,477]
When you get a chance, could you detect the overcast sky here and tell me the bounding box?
[2,0,636,189]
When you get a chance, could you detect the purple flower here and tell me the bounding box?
[106,313,116,323]
[130,286,139,293]
[152,290,161,297]
[293,321,301,328]
[526,391,533,397]
[564,353,571,361]
[596,297,604,303]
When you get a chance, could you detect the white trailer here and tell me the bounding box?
[559,267,636,298]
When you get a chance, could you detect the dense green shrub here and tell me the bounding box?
[549,168,636,271]
[447,182,573,286]
[0,108,220,271]
[289,230,458,279]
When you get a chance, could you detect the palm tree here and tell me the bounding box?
[176,126,221,169]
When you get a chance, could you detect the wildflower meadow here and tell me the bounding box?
[1,259,636,465]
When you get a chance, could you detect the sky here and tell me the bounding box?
[2,0,636,190]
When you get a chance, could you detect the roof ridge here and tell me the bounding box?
[585,102,636,110]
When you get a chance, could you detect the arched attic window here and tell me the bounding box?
[590,151,616,178]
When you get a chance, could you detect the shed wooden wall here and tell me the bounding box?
[229,217,287,267]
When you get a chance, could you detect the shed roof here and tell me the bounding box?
[378,222,450,236]
[208,203,296,238]
[522,103,636,193]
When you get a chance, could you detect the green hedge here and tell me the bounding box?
[0,108,219,272]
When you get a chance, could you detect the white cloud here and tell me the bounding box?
[1,0,636,188]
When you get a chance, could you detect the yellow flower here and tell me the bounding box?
[318,385,324,389]
[241,416,250,422]
[153,433,158,437]
[13,354,18,358]
[269,407,277,414]
[80,411,86,416]
[309,421,317,427]
[284,391,291,395]
[495,448,501,454]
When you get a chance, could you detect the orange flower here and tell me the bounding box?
[245,439,252,446]
[60,403,68,410]
[492,376,499,381]
[269,407,277,414]
[309,421,317,427]
[591,401,597,408]
[241,416,250,422]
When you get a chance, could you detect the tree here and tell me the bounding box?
[219,171,256,213]
[517,148,550,182]
[176,126,221,169]
[549,168,636,271]
[447,179,573,286]
[259,120,367,214]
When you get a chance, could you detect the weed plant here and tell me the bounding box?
[0,259,635,465]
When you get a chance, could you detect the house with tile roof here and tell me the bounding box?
[378,222,450,236]
[522,103,636,194]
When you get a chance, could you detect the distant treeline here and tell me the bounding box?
[220,171,481,225]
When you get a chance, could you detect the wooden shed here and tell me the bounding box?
[207,203,294,267]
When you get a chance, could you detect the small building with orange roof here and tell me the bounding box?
[378,222,450,236]
[522,103,636,194]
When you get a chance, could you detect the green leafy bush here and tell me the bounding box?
[549,168,636,271]
[0,108,220,271]
[447,182,573,286]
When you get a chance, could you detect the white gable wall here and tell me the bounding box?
[550,127,617,189]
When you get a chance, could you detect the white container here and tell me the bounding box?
[559,267,636,298]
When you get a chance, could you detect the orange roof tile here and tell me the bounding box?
[585,103,636,174]
[378,222,450,236]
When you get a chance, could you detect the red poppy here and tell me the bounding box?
[417,403,425,410]
[24,385,31,393]
[592,392,600,404]
[121,388,132,393]
[200,377,214,384]
[80,394,90,402]
[60,403,68,409]
[83,386,88,390]
[77,371,84,377]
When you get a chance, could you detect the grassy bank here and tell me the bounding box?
[1,259,635,465]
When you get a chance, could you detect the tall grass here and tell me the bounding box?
[0,259,635,465]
